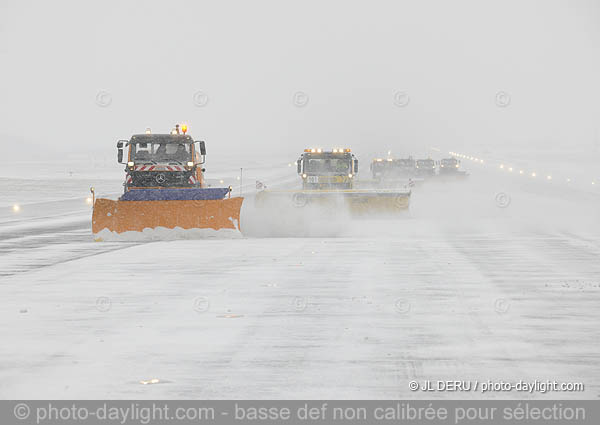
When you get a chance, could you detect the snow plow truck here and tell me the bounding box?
[438,157,468,178]
[370,157,424,187]
[91,125,243,239]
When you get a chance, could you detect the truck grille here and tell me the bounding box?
[129,171,194,187]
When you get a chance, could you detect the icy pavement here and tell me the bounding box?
[1,158,600,399]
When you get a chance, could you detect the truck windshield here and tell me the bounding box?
[417,160,434,167]
[131,143,192,163]
[441,159,457,166]
[306,158,350,174]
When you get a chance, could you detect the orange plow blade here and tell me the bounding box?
[92,197,243,238]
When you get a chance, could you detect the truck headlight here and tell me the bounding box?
[127,161,134,167]
[187,161,194,167]
[348,174,353,178]
[302,173,307,178]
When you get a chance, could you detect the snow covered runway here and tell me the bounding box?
[1,161,599,399]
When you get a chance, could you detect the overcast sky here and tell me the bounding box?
[1,0,599,162]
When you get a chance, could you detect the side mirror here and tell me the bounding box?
[117,140,128,163]
[194,141,207,164]
[296,160,302,174]
[354,159,359,173]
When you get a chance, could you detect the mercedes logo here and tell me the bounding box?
[155,174,166,184]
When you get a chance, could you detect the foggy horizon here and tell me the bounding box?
[2,0,600,163]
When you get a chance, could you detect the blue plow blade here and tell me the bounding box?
[119,188,230,201]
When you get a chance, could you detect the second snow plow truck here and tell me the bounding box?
[91,125,243,239]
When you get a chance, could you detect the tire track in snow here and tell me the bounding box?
[446,231,600,397]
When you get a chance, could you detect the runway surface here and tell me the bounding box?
[1,156,599,399]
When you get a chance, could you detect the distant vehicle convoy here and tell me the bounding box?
[370,156,468,181]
